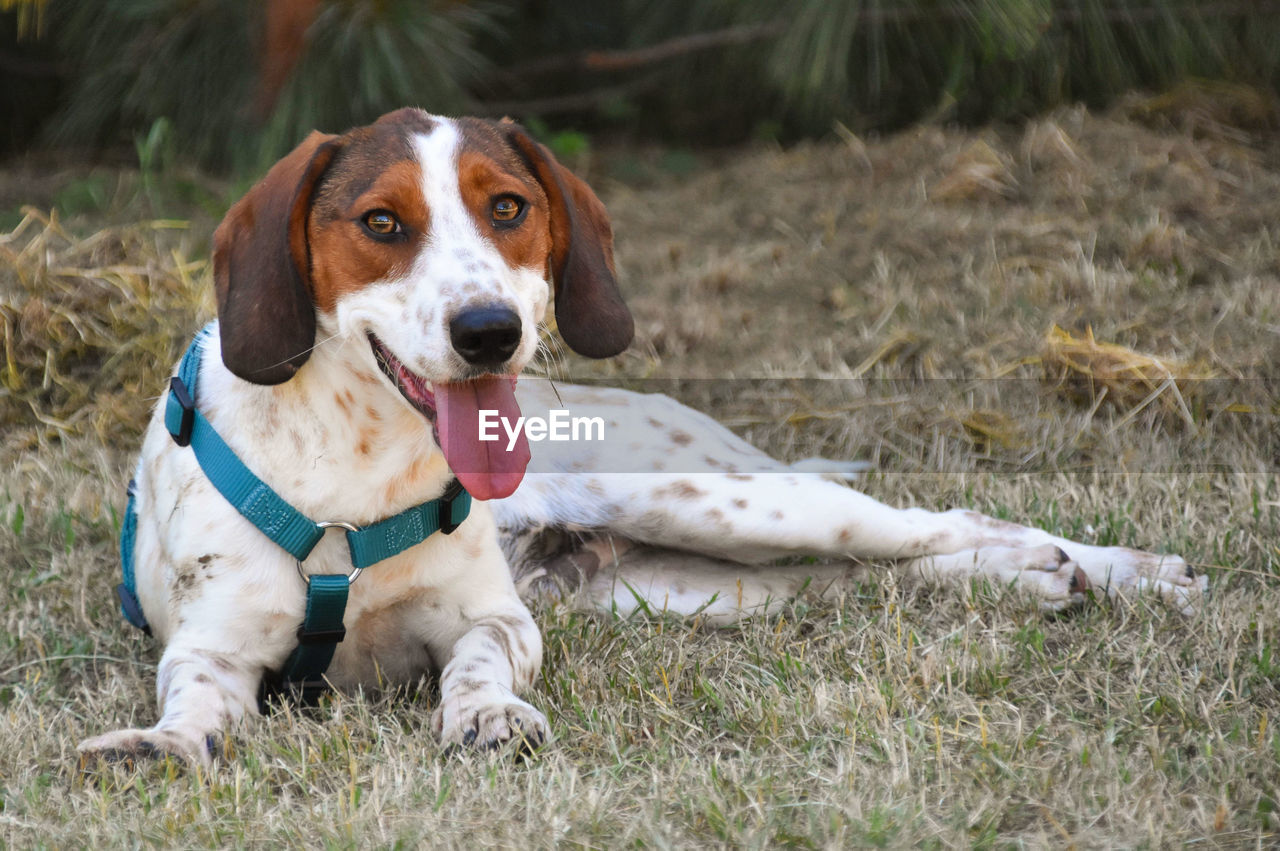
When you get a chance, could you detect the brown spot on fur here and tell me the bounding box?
[965,511,1023,533]
[727,474,753,481]
[307,113,438,312]
[769,510,784,521]
[838,528,852,544]
[207,654,236,674]
[456,145,552,275]
[652,481,707,501]
[646,417,664,429]
[670,429,693,446]
[381,452,438,505]
[732,498,748,510]
[450,678,488,696]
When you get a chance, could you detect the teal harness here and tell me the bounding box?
[117,324,472,704]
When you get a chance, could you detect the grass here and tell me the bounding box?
[1,93,1278,847]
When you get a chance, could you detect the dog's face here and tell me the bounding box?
[210,109,633,499]
[311,115,552,384]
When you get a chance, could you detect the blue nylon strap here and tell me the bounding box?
[122,324,473,698]
[164,326,324,561]
[346,481,472,569]
[163,323,471,566]
[276,574,350,685]
[116,480,149,633]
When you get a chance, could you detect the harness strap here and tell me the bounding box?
[260,573,350,707]
[116,479,149,634]
[119,323,472,702]
[164,326,324,561]
[161,326,473,567]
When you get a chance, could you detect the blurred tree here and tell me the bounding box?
[43,0,500,170]
[3,0,1278,171]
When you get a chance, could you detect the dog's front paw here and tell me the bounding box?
[77,728,215,770]
[432,693,549,754]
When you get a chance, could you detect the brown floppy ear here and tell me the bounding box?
[212,131,340,384]
[503,125,634,359]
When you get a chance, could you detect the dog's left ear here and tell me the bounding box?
[503,125,634,359]
[212,131,340,384]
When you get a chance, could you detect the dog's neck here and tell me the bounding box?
[200,326,454,524]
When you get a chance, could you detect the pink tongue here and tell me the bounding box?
[434,376,530,501]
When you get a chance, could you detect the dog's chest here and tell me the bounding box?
[199,342,451,525]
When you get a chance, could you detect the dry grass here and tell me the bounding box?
[1,101,1278,847]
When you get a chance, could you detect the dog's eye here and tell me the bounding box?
[362,210,402,237]
[491,196,525,226]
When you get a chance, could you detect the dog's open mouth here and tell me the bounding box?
[370,334,437,422]
[368,333,531,501]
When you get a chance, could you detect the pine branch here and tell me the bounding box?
[474,74,666,118]
[486,22,785,85]
[486,1,1279,87]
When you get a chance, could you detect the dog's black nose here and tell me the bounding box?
[449,306,522,367]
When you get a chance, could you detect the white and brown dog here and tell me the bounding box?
[78,109,1205,767]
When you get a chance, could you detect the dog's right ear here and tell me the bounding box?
[212,131,340,385]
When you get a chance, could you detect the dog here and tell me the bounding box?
[77,109,1206,768]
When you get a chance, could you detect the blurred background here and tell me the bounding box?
[3,0,1279,174]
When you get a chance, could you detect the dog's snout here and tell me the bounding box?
[449,306,522,367]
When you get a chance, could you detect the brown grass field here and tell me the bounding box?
[1,94,1278,847]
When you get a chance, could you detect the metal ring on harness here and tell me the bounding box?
[296,520,364,584]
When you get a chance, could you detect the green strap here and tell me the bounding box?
[164,327,324,561]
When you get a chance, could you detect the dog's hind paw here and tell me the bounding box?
[77,728,214,770]
[1073,549,1207,616]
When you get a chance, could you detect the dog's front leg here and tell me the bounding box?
[77,638,263,769]
[429,600,548,752]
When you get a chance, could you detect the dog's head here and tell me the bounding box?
[211,109,633,498]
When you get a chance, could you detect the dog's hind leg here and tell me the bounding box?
[512,532,1089,619]
[509,530,864,623]
[501,383,1204,612]
[499,469,1204,614]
